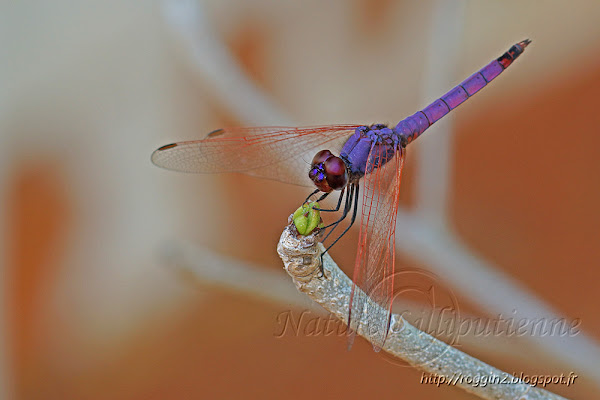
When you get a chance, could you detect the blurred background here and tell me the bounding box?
[2,0,600,398]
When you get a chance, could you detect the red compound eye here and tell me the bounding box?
[308,150,348,192]
[324,156,347,190]
[311,150,333,166]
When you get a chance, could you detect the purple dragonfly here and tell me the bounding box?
[152,40,531,349]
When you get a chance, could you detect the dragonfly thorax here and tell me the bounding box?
[308,150,348,193]
[339,124,402,177]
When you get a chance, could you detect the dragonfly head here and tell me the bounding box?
[308,150,348,193]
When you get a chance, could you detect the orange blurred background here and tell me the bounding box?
[3,1,600,399]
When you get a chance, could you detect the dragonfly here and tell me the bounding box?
[152,40,531,350]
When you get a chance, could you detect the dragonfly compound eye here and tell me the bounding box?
[309,150,348,192]
[324,156,348,190]
[311,149,333,165]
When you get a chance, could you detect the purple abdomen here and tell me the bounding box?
[394,39,531,144]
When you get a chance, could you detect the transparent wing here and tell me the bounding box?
[151,125,360,187]
[348,145,404,350]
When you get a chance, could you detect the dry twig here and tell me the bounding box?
[277,223,568,400]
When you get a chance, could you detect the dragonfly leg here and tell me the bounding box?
[321,186,353,232]
[314,187,345,213]
[322,183,359,251]
[315,191,331,203]
[318,183,360,275]
[303,188,320,204]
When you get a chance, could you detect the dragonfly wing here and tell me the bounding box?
[348,145,404,350]
[151,125,359,187]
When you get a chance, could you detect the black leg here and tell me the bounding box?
[304,188,320,204]
[315,191,331,203]
[314,187,345,213]
[318,183,360,274]
[323,183,359,253]
[321,185,353,233]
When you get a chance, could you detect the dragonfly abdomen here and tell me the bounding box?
[394,39,531,145]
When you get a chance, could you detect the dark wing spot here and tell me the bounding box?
[157,143,178,151]
[206,128,225,138]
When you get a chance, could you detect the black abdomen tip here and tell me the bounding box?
[519,38,532,48]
